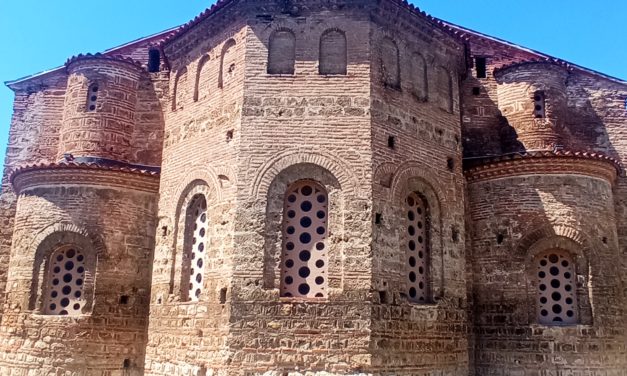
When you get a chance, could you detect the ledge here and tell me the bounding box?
[464,150,622,184]
[10,161,160,194]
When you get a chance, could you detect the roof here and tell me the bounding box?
[5,1,626,88]
[463,150,623,175]
[10,161,160,184]
[4,26,178,89]
[436,18,627,85]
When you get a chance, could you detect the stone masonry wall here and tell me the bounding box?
[0,73,69,324]
[467,172,626,374]
[231,2,374,373]
[144,5,246,374]
[0,179,158,375]
[369,2,469,374]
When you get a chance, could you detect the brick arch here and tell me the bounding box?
[389,162,445,300]
[515,224,592,260]
[517,226,595,326]
[251,149,359,199]
[29,223,104,314]
[172,66,188,111]
[319,28,347,75]
[193,54,211,102]
[267,27,296,75]
[218,38,236,89]
[170,179,216,297]
[169,165,222,215]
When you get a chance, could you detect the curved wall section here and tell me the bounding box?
[59,57,143,163]
[466,158,626,374]
[0,166,159,375]
[495,63,569,151]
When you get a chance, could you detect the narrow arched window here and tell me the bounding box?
[172,67,188,111]
[535,250,578,325]
[405,192,430,303]
[182,195,208,302]
[437,67,453,113]
[86,83,99,112]
[281,181,328,298]
[380,37,400,89]
[43,247,87,315]
[194,55,211,102]
[268,30,295,75]
[319,29,347,75]
[411,53,428,101]
[219,39,237,88]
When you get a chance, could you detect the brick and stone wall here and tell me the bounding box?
[0,1,625,375]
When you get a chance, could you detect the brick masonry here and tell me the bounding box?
[0,0,625,375]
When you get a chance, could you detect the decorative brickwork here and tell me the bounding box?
[0,0,625,375]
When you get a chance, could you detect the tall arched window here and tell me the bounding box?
[182,195,208,302]
[267,29,295,75]
[219,39,237,88]
[535,250,578,325]
[43,247,87,315]
[411,53,428,101]
[437,67,453,113]
[281,181,328,298]
[380,37,400,89]
[319,29,347,75]
[405,192,430,303]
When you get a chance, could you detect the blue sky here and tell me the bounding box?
[1,0,625,170]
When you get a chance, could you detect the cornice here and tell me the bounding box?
[464,151,622,184]
[11,162,160,195]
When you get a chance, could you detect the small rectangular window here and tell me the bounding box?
[534,91,546,118]
[148,49,161,73]
[475,57,487,79]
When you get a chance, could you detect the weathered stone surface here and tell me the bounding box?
[0,1,625,375]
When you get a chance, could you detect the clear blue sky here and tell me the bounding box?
[1,0,625,170]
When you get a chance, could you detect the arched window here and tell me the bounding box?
[268,29,295,75]
[86,83,99,112]
[535,250,578,325]
[405,192,430,303]
[437,67,453,113]
[43,247,87,315]
[380,37,400,89]
[194,55,211,102]
[172,67,188,111]
[319,29,347,75]
[411,53,428,101]
[281,181,328,298]
[218,39,237,88]
[182,195,208,302]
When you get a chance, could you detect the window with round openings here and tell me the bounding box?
[405,192,430,303]
[44,248,86,315]
[86,83,98,112]
[182,195,208,302]
[535,250,578,325]
[281,181,328,298]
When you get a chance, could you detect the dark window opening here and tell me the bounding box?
[475,57,487,78]
[375,213,382,225]
[472,87,481,96]
[534,91,546,118]
[119,295,129,305]
[388,136,395,149]
[148,49,161,73]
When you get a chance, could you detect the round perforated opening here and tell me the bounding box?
[281,181,328,298]
[185,196,208,302]
[44,248,86,315]
[406,192,429,303]
[536,250,577,325]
